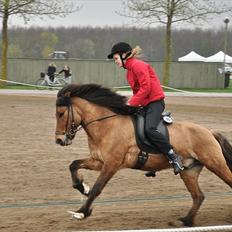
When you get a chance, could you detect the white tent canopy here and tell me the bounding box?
[204,51,232,63]
[178,51,206,62]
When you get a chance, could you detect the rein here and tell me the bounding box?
[83,114,118,128]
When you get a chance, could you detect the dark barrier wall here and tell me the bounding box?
[4,58,225,88]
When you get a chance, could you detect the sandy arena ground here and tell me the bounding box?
[0,92,231,232]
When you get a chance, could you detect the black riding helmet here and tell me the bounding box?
[107,42,132,59]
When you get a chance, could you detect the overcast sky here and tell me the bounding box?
[8,0,131,28]
[6,0,232,30]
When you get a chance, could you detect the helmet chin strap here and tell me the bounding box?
[119,51,132,69]
[119,53,126,69]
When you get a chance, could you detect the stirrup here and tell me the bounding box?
[170,161,184,175]
[145,171,156,177]
[169,160,184,170]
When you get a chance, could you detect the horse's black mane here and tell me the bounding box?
[57,84,138,115]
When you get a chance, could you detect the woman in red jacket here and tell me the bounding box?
[107,42,183,175]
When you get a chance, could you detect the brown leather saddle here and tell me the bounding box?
[132,108,173,169]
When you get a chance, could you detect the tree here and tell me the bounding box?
[8,43,23,57]
[121,0,232,85]
[0,0,79,84]
[40,32,59,58]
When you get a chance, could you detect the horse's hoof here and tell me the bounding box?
[73,212,85,220]
[82,182,90,196]
[67,211,85,220]
[73,182,90,196]
[178,217,193,227]
[68,207,93,220]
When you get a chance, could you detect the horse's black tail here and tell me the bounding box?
[213,131,232,171]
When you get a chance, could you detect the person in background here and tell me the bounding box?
[107,42,184,175]
[47,63,57,82]
[58,65,72,79]
[58,65,72,84]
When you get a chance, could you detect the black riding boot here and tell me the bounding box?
[166,149,184,175]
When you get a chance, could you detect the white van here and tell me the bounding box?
[49,51,69,59]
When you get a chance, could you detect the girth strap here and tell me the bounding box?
[134,151,149,169]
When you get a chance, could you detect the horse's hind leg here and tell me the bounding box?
[69,158,103,196]
[200,152,232,188]
[195,134,232,187]
[179,165,204,227]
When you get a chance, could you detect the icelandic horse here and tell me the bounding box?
[55,84,232,226]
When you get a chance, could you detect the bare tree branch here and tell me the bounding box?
[0,0,80,82]
[119,0,232,85]
[0,0,80,17]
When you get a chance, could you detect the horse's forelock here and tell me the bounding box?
[56,96,71,107]
[56,85,76,106]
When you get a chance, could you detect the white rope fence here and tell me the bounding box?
[81,225,232,232]
[114,84,192,94]
[1,79,232,97]
[0,79,61,90]
[0,79,192,93]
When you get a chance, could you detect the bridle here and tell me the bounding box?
[55,102,118,141]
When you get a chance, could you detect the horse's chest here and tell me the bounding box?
[90,148,105,162]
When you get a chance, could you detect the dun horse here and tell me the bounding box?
[55,84,232,226]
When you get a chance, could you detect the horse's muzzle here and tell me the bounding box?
[56,138,66,146]
[56,137,72,146]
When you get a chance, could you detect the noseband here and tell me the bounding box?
[55,103,81,140]
[65,103,80,140]
[55,99,118,140]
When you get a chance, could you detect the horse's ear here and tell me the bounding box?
[63,92,71,97]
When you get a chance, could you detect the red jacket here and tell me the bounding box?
[124,58,165,106]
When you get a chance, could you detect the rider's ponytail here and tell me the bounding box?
[127,46,142,59]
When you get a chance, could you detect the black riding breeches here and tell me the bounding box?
[144,100,172,154]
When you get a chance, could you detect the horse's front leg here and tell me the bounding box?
[72,163,117,219]
[69,158,103,196]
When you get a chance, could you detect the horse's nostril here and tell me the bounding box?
[56,138,64,146]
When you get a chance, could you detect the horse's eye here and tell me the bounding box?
[58,112,65,118]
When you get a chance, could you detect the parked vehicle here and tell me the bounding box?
[48,51,69,59]
[218,64,232,74]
